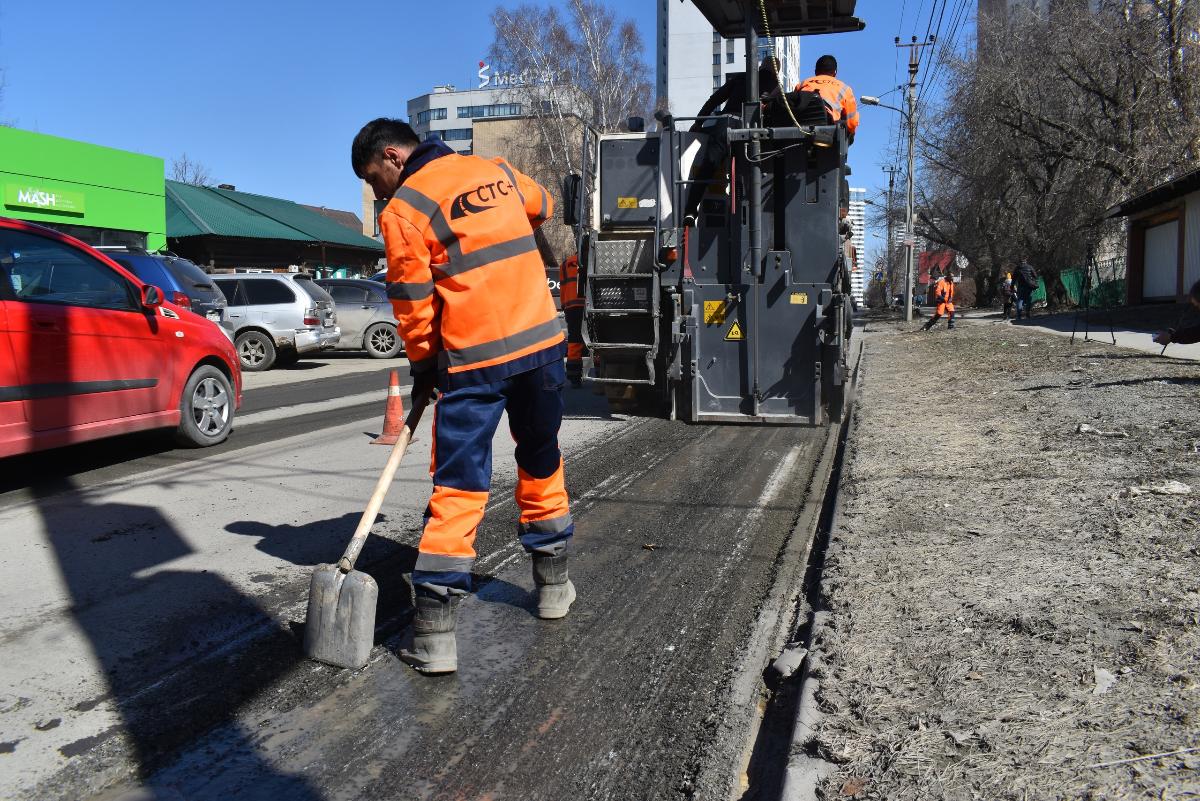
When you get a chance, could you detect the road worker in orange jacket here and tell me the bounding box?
[796,55,859,141]
[559,253,587,386]
[922,273,957,330]
[352,118,575,675]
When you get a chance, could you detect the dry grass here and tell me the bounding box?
[813,320,1200,800]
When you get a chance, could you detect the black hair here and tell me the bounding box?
[1190,279,1200,304]
[815,55,838,75]
[351,118,420,177]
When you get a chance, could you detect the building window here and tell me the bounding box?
[713,31,720,43]
[457,103,522,119]
[727,51,735,63]
[441,128,473,141]
[713,53,721,65]
[714,74,721,89]
[415,108,447,125]
[424,131,442,141]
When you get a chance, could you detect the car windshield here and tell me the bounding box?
[293,276,335,304]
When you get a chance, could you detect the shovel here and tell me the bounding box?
[303,394,429,669]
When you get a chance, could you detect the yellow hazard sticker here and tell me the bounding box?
[725,320,745,341]
[790,292,809,305]
[616,196,637,209]
[703,300,726,325]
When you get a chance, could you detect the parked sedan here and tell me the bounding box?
[0,217,242,457]
[315,278,402,358]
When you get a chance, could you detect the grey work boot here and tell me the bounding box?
[533,554,577,620]
[399,594,459,674]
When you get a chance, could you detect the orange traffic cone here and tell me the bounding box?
[371,370,405,446]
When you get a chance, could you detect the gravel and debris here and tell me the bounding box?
[811,318,1200,800]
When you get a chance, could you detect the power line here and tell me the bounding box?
[916,0,971,108]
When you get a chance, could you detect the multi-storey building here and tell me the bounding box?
[847,187,866,304]
[406,84,526,156]
[656,0,803,119]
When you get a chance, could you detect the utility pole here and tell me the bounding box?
[895,35,935,323]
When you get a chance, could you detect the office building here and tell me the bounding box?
[847,187,866,303]
[657,0,803,118]
[407,83,527,156]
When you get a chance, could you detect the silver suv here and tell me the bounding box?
[212,273,340,371]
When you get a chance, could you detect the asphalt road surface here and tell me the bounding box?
[0,356,831,801]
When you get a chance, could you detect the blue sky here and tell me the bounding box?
[0,1,971,261]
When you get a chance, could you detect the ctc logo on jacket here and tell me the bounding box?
[378,140,572,600]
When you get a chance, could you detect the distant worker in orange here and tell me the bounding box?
[796,55,859,141]
[559,252,587,387]
[352,118,576,675]
[922,271,957,331]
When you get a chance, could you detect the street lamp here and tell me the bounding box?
[862,91,919,323]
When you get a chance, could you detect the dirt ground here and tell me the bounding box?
[811,315,1200,800]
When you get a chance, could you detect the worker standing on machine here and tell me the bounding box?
[796,55,859,141]
[559,252,587,387]
[351,118,576,675]
[922,271,957,331]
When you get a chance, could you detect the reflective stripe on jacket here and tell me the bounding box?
[796,75,859,135]
[379,149,562,388]
[559,254,583,310]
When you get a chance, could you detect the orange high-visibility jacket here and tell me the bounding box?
[559,254,583,310]
[795,74,859,136]
[379,146,562,387]
[934,276,955,304]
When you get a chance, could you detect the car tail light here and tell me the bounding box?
[171,291,191,309]
[303,307,320,326]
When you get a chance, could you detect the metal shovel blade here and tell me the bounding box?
[303,562,378,669]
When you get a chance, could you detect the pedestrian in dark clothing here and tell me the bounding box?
[999,273,1016,320]
[1153,280,1200,347]
[1015,259,1039,320]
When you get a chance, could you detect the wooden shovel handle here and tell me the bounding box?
[338,399,429,573]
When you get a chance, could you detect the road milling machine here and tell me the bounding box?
[563,0,864,424]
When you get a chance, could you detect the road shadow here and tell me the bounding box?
[562,383,619,421]
[0,431,174,494]
[29,478,324,800]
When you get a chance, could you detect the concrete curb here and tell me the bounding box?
[778,331,865,801]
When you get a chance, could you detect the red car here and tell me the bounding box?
[0,217,242,458]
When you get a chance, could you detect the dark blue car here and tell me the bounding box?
[96,247,229,329]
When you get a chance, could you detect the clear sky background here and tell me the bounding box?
[0,1,972,262]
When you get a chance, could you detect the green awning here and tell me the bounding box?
[165,180,382,252]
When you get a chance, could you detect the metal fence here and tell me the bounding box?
[1059,255,1127,309]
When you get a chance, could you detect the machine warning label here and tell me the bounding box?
[703,300,726,325]
[790,292,809,305]
[725,320,745,341]
[617,197,637,209]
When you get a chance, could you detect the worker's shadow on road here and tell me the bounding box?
[32,479,325,800]
[225,515,531,619]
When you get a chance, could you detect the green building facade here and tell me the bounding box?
[0,127,166,250]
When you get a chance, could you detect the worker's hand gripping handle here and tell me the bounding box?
[337,399,430,574]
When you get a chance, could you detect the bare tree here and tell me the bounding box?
[488,0,651,249]
[171,153,212,186]
[917,0,1200,306]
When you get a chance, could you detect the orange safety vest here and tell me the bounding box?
[934,276,955,305]
[559,254,583,310]
[795,74,859,136]
[379,150,562,387]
